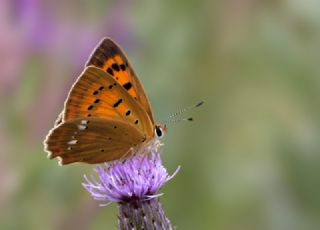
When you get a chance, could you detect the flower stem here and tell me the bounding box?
[118,198,174,230]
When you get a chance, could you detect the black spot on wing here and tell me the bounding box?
[122,82,132,90]
[125,110,131,116]
[113,99,123,108]
[107,68,114,76]
[120,64,126,71]
[112,63,120,72]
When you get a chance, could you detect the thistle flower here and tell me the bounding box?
[82,152,180,229]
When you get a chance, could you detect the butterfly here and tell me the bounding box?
[44,38,166,165]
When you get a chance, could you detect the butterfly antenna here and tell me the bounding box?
[167,101,204,119]
[164,117,194,124]
[162,101,204,124]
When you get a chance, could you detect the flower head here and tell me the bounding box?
[82,152,180,205]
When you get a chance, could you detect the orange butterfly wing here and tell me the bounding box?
[86,38,154,123]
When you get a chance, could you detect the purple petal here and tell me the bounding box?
[83,151,179,204]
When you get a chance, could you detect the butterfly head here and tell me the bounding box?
[154,124,167,139]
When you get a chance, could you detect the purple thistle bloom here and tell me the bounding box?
[82,151,179,229]
[83,153,180,205]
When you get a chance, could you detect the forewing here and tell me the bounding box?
[86,38,154,123]
[44,117,146,164]
[63,66,153,138]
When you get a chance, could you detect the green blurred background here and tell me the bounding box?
[1,0,320,229]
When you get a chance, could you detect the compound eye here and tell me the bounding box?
[155,127,163,138]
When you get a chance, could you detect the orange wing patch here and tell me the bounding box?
[100,55,137,99]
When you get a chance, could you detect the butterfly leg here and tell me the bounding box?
[118,148,135,164]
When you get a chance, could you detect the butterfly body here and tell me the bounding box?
[44,38,164,165]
